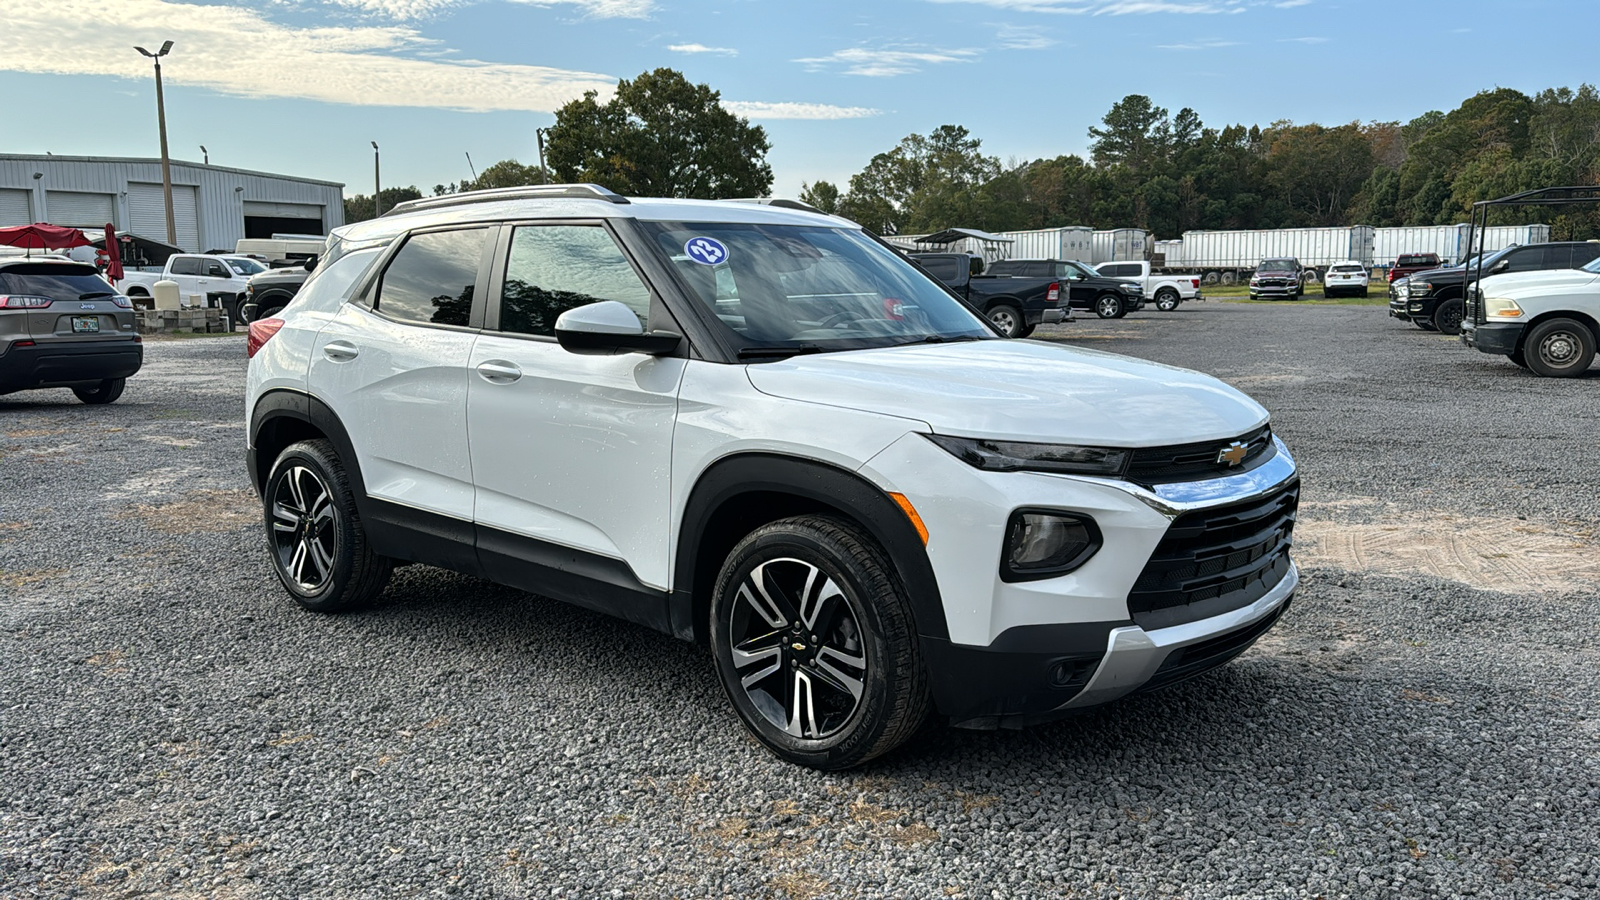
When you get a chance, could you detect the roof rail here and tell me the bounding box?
[724,197,825,215]
[383,183,630,217]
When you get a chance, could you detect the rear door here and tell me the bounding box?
[467,221,686,597]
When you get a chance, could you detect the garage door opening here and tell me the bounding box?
[244,215,324,239]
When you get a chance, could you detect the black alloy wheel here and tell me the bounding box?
[1432,299,1464,336]
[73,378,125,405]
[710,516,930,769]
[1524,318,1597,378]
[264,439,391,612]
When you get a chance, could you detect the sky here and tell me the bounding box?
[1,0,1595,202]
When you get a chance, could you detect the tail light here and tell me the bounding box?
[111,295,134,309]
[9,339,37,349]
[1046,282,1060,302]
[1190,278,1199,289]
[247,317,285,358]
[1387,269,1398,281]
[0,295,53,309]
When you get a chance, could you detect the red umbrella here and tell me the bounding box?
[103,224,125,283]
[0,223,93,251]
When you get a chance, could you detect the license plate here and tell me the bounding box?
[71,316,100,333]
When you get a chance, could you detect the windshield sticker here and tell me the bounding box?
[684,237,729,266]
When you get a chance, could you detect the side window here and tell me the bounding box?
[1505,246,1548,272]
[375,228,488,328]
[497,225,651,337]
[1572,243,1600,268]
[169,257,201,276]
[1025,262,1052,278]
[919,257,959,283]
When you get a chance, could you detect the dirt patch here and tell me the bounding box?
[119,489,258,534]
[1,568,66,591]
[1296,498,1600,594]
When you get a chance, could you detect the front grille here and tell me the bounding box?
[1125,425,1274,485]
[1135,599,1290,695]
[1127,480,1299,630]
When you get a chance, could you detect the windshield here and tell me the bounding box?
[640,222,992,354]
[0,264,115,301]
[226,257,266,275]
[1257,259,1297,273]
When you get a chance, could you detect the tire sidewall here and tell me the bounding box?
[1525,319,1596,378]
[709,523,900,769]
[988,305,1022,338]
[264,443,363,611]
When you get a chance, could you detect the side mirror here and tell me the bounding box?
[1490,259,1509,273]
[555,300,681,356]
[303,255,318,273]
[207,267,229,278]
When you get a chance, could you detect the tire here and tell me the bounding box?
[1509,347,1529,369]
[260,305,286,320]
[1359,288,1369,298]
[263,439,392,612]
[1524,317,1597,378]
[1431,299,1464,336]
[1014,323,1036,338]
[72,378,125,405]
[709,515,931,770]
[1154,289,1180,312]
[1415,320,1437,331]
[986,304,1024,338]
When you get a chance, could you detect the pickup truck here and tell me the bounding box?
[239,264,311,324]
[983,258,1145,319]
[909,253,1071,337]
[1092,260,1202,311]
[1391,242,1600,335]
[1461,255,1600,377]
[116,254,265,308]
[1385,253,1441,289]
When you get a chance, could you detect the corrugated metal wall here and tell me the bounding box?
[0,155,343,252]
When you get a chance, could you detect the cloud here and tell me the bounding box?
[325,0,654,18]
[925,0,1248,13]
[722,101,880,120]
[1279,35,1327,43]
[1274,0,1311,7]
[996,24,1058,49]
[794,46,980,77]
[1158,38,1240,49]
[0,0,619,112]
[668,43,739,56]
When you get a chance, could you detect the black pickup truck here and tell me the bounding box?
[240,265,312,324]
[1390,241,1600,335]
[909,253,1072,337]
[986,258,1145,319]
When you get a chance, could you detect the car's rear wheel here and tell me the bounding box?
[72,378,125,405]
[986,304,1024,338]
[1154,289,1180,311]
[264,439,391,612]
[710,516,930,770]
[1014,323,1036,338]
[1524,318,1597,378]
[1432,299,1464,336]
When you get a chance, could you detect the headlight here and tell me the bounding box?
[1484,297,1523,318]
[925,434,1130,476]
[1001,510,1102,582]
[1409,282,1432,296]
[1120,283,1139,294]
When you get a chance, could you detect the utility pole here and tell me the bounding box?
[200,145,207,165]
[135,41,177,246]
[372,141,382,217]
[536,128,549,184]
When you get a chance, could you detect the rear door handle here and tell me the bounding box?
[323,340,359,361]
[476,360,522,384]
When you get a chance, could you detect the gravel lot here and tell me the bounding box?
[3,307,1597,899]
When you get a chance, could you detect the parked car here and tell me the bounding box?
[1248,258,1305,300]
[983,258,1145,319]
[1461,256,1600,377]
[1093,260,1202,311]
[116,253,261,308]
[0,258,142,403]
[1391,242,1600,335]
[240,264,312,324]
[909,252,1069,336]
[245,185,1301,769]
[1322,261,1371,298]
[1386,253,1441,287]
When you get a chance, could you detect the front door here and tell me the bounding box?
[467,222,685,599]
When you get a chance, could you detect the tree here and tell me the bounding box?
[833,125,1000,233]
[1089,95,1173,172]
[462,159,544,192]
[544,68,772,199]
[799,180,841,214]
[344,186,423,223]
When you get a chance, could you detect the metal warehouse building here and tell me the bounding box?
[0,154,344,253]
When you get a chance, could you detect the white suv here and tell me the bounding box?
[245,185,1301,769]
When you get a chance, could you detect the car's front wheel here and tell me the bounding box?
[710,516,930,770]
[1432,299,1464,336]
[1524,317,1597,378]
[264,439,392,612]
[1094,294,1122,319]
[73,378,125,405]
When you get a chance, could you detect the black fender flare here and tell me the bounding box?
[670,453,949,644]
[248,389,368,507]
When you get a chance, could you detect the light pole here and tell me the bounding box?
[371,141,382,217]
[134,41,177,247]
[200,145,208,165]
[536,127,549,184]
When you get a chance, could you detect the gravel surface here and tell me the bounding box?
[3,309,1597,899]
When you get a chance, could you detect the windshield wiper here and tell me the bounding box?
[78,291,115,300]
[736,344,825,360]
[892,335,984,347]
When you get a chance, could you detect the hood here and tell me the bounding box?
[1479,268,1600,296]
[1410,264,1466,282]
[745,340,1268,446]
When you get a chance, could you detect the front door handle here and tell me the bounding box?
[476,360,522,384]
[323,340,359,361]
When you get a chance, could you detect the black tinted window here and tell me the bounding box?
[919,257,960,282]
[169,257,201,276]
[1505,246,1551,272]
[0,265,113,301]
[1573,243,1600,267]
[496,225,651,337]
[376,228,488,327]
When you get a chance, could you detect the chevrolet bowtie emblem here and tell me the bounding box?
[1217,441,1249,466]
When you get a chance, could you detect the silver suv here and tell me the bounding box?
[0,258,142,403]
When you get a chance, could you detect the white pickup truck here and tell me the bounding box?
[1095,260,1203,311]
[1461,257,1600,377]
[116,254,267,307]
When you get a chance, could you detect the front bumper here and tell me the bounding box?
[1460,321,1524,355]
[1249,283,1298,298]
[0,339,143,394]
